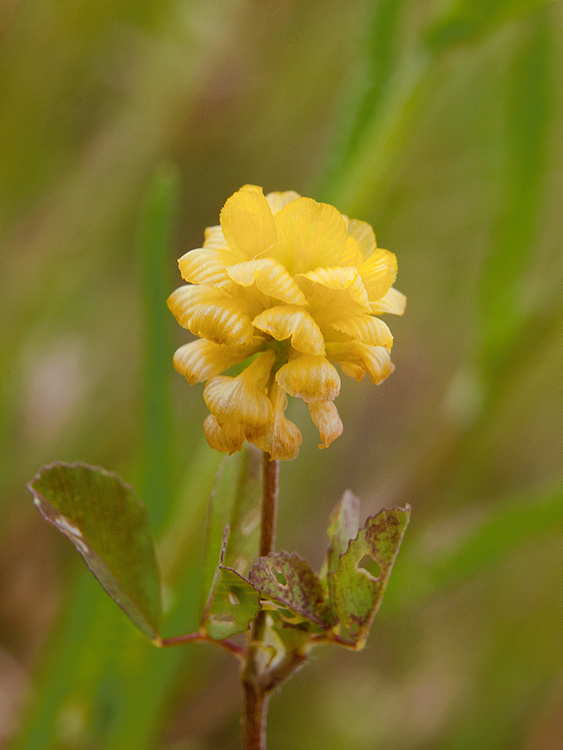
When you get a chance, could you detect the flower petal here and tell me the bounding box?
[339,362,366,382]
[252,305,325,355]
[325,315,393,350]
[253,382,302,460]
[220,184,277,258]
[297,267,370,309]
[308,401,343,449]
[227,258,307,306]
[274,197,348,272]
[204,415,245,455]
[359,248,398,302]
[339,237,363,268]
[178,247,242,289]
[167,285,256,345]
[346,219,376,259]
[326,342,394,385]
[204,350,276,433]
[276,354,340,403]
[203,225,229,250]
[298,265,356,288]
[265,190,301,215]
[173,339,258,384]
[370,287,407,316]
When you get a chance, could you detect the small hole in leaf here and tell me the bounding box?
[228,592,240,606]
[358,555,381,579]
[274,571,287,586]
[209,613,236,625]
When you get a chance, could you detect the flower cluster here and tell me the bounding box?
[168,185,405,460]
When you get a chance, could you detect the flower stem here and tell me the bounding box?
[241,452,279,750]
[259,452,279,557]
[242,682,269,750]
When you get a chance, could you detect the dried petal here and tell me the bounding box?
[254,383,303,460]
[276,355,341,403]
[308,401,343,449]
[203,415,245,455]
[204,350,276,433]
[327,342,394,385]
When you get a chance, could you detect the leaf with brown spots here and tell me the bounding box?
[249,551,334,629]
[329,506,410,646]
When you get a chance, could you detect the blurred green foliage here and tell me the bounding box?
[1,0,562,748]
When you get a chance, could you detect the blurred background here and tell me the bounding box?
[1,0,563,748]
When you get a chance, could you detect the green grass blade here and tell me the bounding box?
[477,10,552,376]
[385,484,563,614]
[137,164,180,532]
[426,0,552,51]
[316,0,409,203]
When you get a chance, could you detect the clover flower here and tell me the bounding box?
[168,185,405,460]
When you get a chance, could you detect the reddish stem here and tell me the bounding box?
[242,682,269,750]
[157,632,245,659]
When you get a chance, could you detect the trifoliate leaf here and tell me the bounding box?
[28,462,161,639]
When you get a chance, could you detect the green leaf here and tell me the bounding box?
[249,551,333,629]
[316,0,408,202]
[223,445,262,576]
[201,446,262,611]
[201,529,260,639]
[197,446,263,640]
[200,453,242,611]
[323,489,361,577]
[28,462,161,639]
[137,165,179,532]
[330,506,410,645]
[203,566,261,640]
[426,0,550,51]
[477,11,552,375]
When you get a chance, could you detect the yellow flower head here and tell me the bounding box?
[168,185,405,460]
